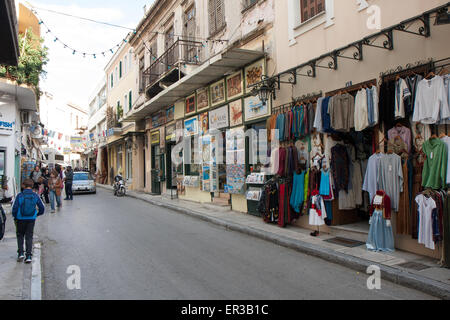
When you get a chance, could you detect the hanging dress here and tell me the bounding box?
[290,171,305,214]
[366,191,395,252]
[309,192,327,226]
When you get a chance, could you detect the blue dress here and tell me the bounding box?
[366,210,395,252]
[290,172,305,213]
[319,170,330,196]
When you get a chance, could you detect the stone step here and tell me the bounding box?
[328,223,370,243]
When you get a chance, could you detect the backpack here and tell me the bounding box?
[20,193,37,218]
[0,204,6,240]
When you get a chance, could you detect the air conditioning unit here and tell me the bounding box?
[31,125,43,139]
[21,111,31,125]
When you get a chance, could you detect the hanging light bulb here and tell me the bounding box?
[73,50,76,55]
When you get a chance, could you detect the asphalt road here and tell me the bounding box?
[35,188,435,300]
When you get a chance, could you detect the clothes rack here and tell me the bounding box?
[325,79,377,97]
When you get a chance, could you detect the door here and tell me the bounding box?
[151,145,162,195]
[165,26,176,66]
[166,142,177,189]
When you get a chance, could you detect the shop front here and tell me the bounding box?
[256,2,450,262]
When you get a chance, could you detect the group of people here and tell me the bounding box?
[28,164,74,213]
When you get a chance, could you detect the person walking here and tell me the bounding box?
[48,170,62,213]
[12,179,45,263]
[64,166,74,200]
[29,166,42,192]
[41,168,50,204]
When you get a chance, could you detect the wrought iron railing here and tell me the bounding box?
[142,39,204,92]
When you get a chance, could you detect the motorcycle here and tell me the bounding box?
[114,178,126,197]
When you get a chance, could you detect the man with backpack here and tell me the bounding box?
[64,166,74,200]
[12,179,45,263]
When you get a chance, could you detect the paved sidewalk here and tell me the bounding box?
[0,204,31,300]
[100,184,450,299]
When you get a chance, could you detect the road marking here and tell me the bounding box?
[31,242,42,300]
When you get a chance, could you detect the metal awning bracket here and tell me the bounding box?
[394,13,431,37]
[362,30,394,50]
[335,42,363,61]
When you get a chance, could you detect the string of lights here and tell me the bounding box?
[26,2,229,61]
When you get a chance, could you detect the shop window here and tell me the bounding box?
[246,121,267,174]
[301,0,325,22]
[184,136,201,176]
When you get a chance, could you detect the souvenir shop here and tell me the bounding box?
[249,4,450,263]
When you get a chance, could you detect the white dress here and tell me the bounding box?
[309,195,327,226]
[416,194,437,250]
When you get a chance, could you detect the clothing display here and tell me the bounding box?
[412,75,450,124]
[422,138,448,189]
[309,192,327,226]
[388,125,412,154]
[395,78,410,120]
[290,171,305,214]
[367,191,394,252]
[328,93,355,132]
[376,153,403,212]
[354,88,369,131]
[416,194,437,250]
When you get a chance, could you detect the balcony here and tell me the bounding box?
[142,39,204,99]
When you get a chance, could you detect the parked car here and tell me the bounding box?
[72,172,96,194]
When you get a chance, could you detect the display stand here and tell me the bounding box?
[246,173,268,217]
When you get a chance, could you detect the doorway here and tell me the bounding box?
[151,145,163,195]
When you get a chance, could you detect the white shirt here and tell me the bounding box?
[413,76,450,124]
[313,97,324,133]
[395,78,410,119]
[354,89,369,132]
[415,194,436,250]
[372,86,379,126]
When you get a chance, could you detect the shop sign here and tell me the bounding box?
[151,130,160,145]
[209,105,229,130]
[0,108,15,136]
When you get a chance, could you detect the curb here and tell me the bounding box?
[98,184,450,299]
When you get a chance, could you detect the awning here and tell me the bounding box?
[124,48,265,121]
[0,0,19,66]
[0,79,37,111]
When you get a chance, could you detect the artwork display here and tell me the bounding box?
[175,120,183,143]
[229,99,243,127]
[199,112,209,135]
[185,94,196,115]
[225,127,246,195]
[226,71,243,100]
[245,59,265,93]
[210,79,226,107]
[184,116,198,137]
[166,124,175,141]
[166,106,175,122]
[209,105,229,131]
[244,95,270,122]
[196,88,210,111]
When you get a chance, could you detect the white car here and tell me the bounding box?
[72,172,96,194]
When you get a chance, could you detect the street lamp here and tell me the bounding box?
[250,76,277,106]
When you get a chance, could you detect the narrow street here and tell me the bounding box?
[36,189,435,300]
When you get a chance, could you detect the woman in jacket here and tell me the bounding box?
[48,169,62,213]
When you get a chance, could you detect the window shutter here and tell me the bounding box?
[208,0,216,36]
[129,91,132,110]
[216,0,225,30]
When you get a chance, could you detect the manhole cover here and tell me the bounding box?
[323,237,365,248]
[397,262,430,271]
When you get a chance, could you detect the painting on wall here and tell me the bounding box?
[209,105,229,131]
[244,95,271,122]
[166,105,175,122]
[196,88,210,111]
[184,116,198,137]
[185,94,196,115]
[210,79,226,107]
[244,59,265,93]
[176,120,183,143]
[199,112,209,135]
[226,70,243,100]
[229,99,243,127]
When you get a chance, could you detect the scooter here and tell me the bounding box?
[114,179,126,197]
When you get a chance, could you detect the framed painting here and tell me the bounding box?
[184,116,198,137]
[210,79,226,107]
[199,112,209,135]
[185,93,196,116]
[209,105,229,131]
[244,59,265,93]
[229,99,243,127]
[226,70,243,100]
[196,87,210,111]
[166,105,175,122]
[244,95,271,122]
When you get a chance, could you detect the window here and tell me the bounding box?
[124,95,128,113]
[124,55,128,75]
[301,0,325,22]
[115,67,118,84]
[119,61,123,78]
[110,73,113,88]
[129,49,133,70]
[128,90,132,111]
[242,0,258,10]
[139,56,145,93]
[208,0,225,36]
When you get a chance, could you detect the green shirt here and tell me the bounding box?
[422,138,448,189]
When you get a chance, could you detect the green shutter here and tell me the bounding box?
[129,91,132,110]
[119,61,122,78]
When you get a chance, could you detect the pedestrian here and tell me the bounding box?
[41,168,50,204]
[64,166,74,201]
[29,165,42,192]
[48,169,62,213]
[12,179,45,263]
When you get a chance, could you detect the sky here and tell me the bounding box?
[21,0,155,108]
